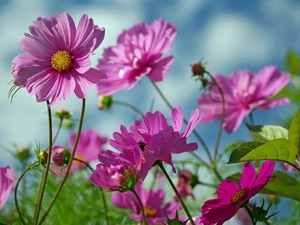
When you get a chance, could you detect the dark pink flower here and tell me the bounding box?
[0,166,14,210]
[53,129,107,175]
[112,185,180,225]
[200,161,275,225]
[90,146,143,191]
[12,12,106,106]
[174,170,195,201]
[96,18,176,96]
[198,66,290,133]
[110,107,201,174]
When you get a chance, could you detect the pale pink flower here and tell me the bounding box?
[90,146,143,191]
[198,66,290,133]
[112,185,180,225]
[12,12,106,106]
[200,161,275,225]
[0,166,14,210]
[96,18,176,96]
[110,107,201,174]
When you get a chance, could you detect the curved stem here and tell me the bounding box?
[158,162,195,225]
[244,203,256,225]
[33,101,53,225]
[206,72,225,163]
[39,99,86,224]
[73,158,109,225]
[131,188,147,225]
[52,118,63,145]
[114,100,144,117]
[15,163,37,225]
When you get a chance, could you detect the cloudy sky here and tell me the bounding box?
[0,0,299,223]
[1,0,299,168]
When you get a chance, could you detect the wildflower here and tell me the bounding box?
[112,185,180,225]
[174,170,196,201]
[200,161,275,225]
[90,146,143,191]
[96,18,176,96]
[53,129,107,175]
[197,66,290,133]
[0,166,14,210]
[12,12,106,106]
[110,107,201,174]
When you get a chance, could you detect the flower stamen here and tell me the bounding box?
[144,205,157,217]
[230,189,246,204]
[51,50,72,72]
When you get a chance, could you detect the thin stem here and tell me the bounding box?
[198,180,218,189]
[244,203,256,225]
[150,80,213,164]
[15,163,37,225]
[114,100,144,117]
[39,99,86,224]
[33,101,53,225]
[52,118,63,145]
[158,162,195,225]
[206,72,225,163]
[131,189,147,225]
[73,158,109,225]
[249,112,254,125]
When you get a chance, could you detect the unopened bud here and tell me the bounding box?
[191,62,206,76]
[55,109,71,119]
[16,146,31,162]
[98,96,114,110]
[51,146,70,166]
[39,151,48,165]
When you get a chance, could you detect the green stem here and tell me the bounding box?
[244,203,256,225]
[52,118,63,145]
[131,188,147,225]
[39,99,86,224]
[15,163,37,225]
[114,100,144,117]
[33,101,53,225]
[206,72,225,163]
[249,112,254,125]
[158,162,195,225]
[73,158,109,225]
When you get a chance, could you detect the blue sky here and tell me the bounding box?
[0,1,299,223]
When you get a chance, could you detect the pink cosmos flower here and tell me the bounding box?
[174,170,195,201]
[198,66,290,133]
[200,161,275,225]
[0,166,14,210]
[90,146,143,191]
[96,18,176,96]
[12,12,107,106]
[112,185,180,225]
[110,107,201,174]
[53,129,107,175]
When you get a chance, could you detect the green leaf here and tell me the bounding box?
[289,107,300,152]
[228,141,264,163]
[227,170,300,202]
[229,139,298,168]
[285,50,300,76]
[246,124,288,142]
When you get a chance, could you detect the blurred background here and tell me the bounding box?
[0,0,299,223]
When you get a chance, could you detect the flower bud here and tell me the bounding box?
[97,96,114,110]
[38,151,48,165]
[51,146,70,166]
[55,109,71,119]
[16,146,31,162]
[191,62,206,76]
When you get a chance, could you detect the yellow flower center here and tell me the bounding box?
[74,154,83,165]
[51,50,72,72]
[144,205,156,218]
[230,189,246,204]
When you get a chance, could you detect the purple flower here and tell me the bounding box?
[112,185,181,225]
[200,161,275,225]
[90,146,143,191]
[198,66,290,133]
[110,107,201,174]
[12,12,107,106]
[0,166,14,210]
[96,18,176,96]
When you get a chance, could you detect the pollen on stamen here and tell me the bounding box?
[144,205,157,218]
[51,50,72,72]
[230,189,246,204]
